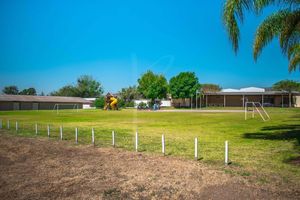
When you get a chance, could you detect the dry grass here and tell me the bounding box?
[0,132,299,199]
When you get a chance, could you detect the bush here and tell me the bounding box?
[118,98,125,108]
[137,102,149,110]
[118,99,135,108]
[94,96,105,108]
[125,101,135,107]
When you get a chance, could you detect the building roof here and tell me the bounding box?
[240,87,265,92]
[0,95,91,103]
[84,98,96,101]
[221,88,240,92]
[221,87,265,93]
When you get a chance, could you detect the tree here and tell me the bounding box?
[119,86,140,102]
[50,75,103,97]
[273,80,300,107]
[137,70,168,101]
[19,87,37,95]
[94,96,106,108]
[201,84,221,93]
[2,86,19,95]
[76,75,103,98]
[223,0,300,72]
[169,72,199,99]
[50,85,78,97]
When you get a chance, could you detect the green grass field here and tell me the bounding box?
[0,108,299,185]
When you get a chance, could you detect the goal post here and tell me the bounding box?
[53,104,79,114]
[245,102,270,121]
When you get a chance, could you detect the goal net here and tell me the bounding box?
[53,104,79,114]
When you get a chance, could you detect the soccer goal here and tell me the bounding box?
[53,104,79,114]
[245,102,270,121]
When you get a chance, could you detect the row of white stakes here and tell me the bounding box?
[0,119,230,165]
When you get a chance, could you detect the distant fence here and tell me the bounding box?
[0,118,233,165]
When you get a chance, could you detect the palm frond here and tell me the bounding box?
[254,0,276,11]
[222,0,253,52]
[288,52,300,71]
[279,10,300,52]
[253,10,289,60]
[287,40,300,72]
[287,43,300,59]
[255,0,300,11]
[223,0,300,53]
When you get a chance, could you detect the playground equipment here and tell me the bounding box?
[136,99,161,110]
[104,93,118,110]
[245,102,270,121]
[152,99,161,111]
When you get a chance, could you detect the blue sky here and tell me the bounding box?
[0,0,299,94]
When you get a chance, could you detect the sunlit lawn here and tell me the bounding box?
[0,107,299,184]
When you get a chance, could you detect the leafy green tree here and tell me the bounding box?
[76,75,103,98]
[137,70,168,101]
[50,85,78,97]
[51,75,103,97]
[223,0,300,71]
[169,72,199,99]
[94,96,106,108]
[117,98,126,108]
[119,86,140,102]
[273,80,300,107]
[201,84,221,93]
[2,85,19,95]
[19,87,37,95]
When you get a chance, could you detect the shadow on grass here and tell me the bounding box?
[244,124,300,165]
[244,124,300,144]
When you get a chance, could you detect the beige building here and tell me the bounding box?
[296,96,300,107]
[0,95,91,111]
[203,91,298,107]
[172,87,300,108]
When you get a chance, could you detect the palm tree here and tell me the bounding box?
[273,80,300,107]
[223,0,300,72]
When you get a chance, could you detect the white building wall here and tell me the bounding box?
[295,96,300,107]
[160,100,171,107]
[83,98,96,109]
[133,99,150,108]
[83,104,95,109]
[133,99,172,108]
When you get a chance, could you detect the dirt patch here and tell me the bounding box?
[0,132,298,199]
[288,156,300,166]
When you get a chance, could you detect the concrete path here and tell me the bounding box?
[157,109,244,113]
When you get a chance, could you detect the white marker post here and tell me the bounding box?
[162,134,165,155]
[7,120,10,129]
[75,128,78,144]
[35,123,38,135]
[112,130,115,147]
[194,137,198,160]
[60,126,63,140]
[47,125,50,138]
[225,140,229,165]
[92,128,95,146]
[15,121,18,132]
[135,131,138,152]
